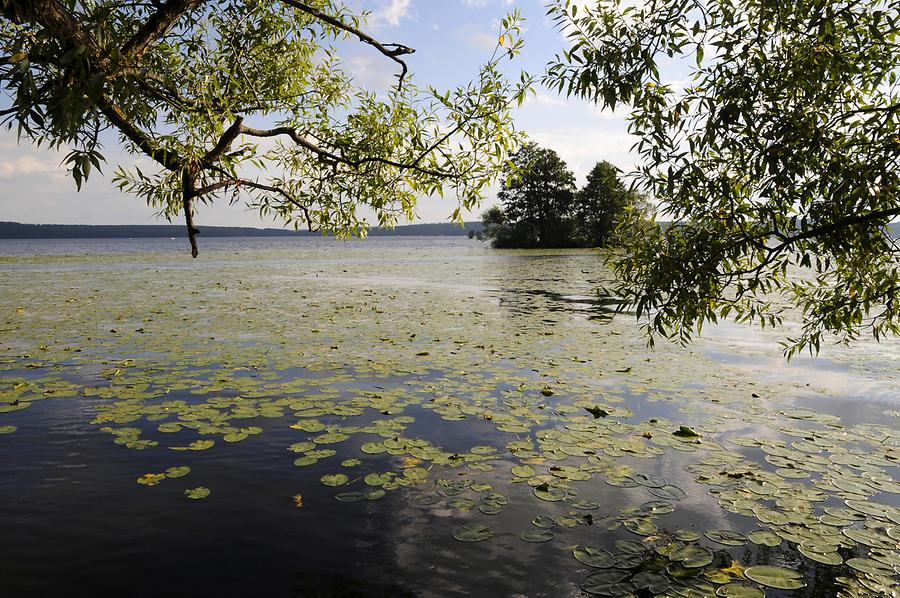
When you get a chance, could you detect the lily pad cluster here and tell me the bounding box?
[0,244,898,596]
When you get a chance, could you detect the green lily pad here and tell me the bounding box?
[747,530,781,547]
[631,571,670,594]
[649,484,687,500]
[409,493,442,507]
[846,557,896,577]
[453,524,492,542]
[185,486,210,500]
[716,584,764,597]
[705,529,747,546]
[188,439,214,451]
[574,546,615,568]
[137,473,165,486]
[364,473,393,487]
[534,485,567,502]
[165,466,190,478]
[320,473,348,486]
[520,529,554,543]
[624,518,658,536]
[511,465,536,478]
[744,565,806,590]
[335,491,366,502]
[798,546,843,565]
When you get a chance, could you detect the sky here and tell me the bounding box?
[0,0,638,228]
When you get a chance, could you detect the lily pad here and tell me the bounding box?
[520,529,554,543]
[744,565,806,590]
[320,473,348,486]
[716,584,764,598]
[184,486,211,500]
[705,529,747,546]
[574,546,615,568]
[453,524,492,542]
[165,466,190,478]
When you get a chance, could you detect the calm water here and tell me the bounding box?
[0,237,898,598]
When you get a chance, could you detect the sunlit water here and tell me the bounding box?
[0,237,897,598]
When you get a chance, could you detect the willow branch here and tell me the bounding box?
[279,0,414,88]
[238,124,452,178]
[120,0,206,60]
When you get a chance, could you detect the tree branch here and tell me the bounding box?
[120,0,206,60]
[194,175,314,229]
[97,96,183,170]
[203,117,244,164]
[238,124,452,178]
[279,0,414,88]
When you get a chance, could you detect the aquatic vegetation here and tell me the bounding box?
[0,240,898,595]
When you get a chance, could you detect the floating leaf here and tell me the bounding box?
[137,473,165,486]
[453,524,492,542]
[744,565,806,590]
[520,529,554,543]
[716,584,764,598]
[185,486,210,500]
[320,473,348,486]
[165,466,190,479]
[574,546,615,568]
[705,529,747,546]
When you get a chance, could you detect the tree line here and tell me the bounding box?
[472,141,650,248]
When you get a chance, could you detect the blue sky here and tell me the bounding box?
[0,0,637,227]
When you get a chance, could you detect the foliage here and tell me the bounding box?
[0,0,531,255]
[493,141,577,248]
[546,0,900,355]
[574,160,650,247]
[477,144,645,249]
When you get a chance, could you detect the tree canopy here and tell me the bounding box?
[0,0,530,256]
[477,141,646,249]
[575,160,650,248]
[547,0,900,355]
[494,140,576,248]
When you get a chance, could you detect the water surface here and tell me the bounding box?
[0,237,898,597]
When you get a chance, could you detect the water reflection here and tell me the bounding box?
[0,238,898,597]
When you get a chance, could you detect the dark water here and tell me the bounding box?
[0,237,897,597]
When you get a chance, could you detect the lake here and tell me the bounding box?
[0,236,898,597]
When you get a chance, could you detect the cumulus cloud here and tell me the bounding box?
[0,154,61,179]
[344,54,399,89]
[456,23,499,51]
[370,0,412,28]
[530,127,639,184]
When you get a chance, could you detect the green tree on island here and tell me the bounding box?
[546,0,900,354]
[475,142,647,249]
[574,160,651,247]
[0,0,530,256]
[495,141,577,248]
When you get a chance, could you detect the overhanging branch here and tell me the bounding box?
[279,0,414,88]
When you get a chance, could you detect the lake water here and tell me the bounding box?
[0,236,898,597]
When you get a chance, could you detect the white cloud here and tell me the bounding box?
[370,0,412,28]
[523,92,567,108]
[529,127,639,184]
[0,154,61,179]
[344,54,398,89]
[456,23,498,51]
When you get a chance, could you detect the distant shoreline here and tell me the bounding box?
[0,221,483,239]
